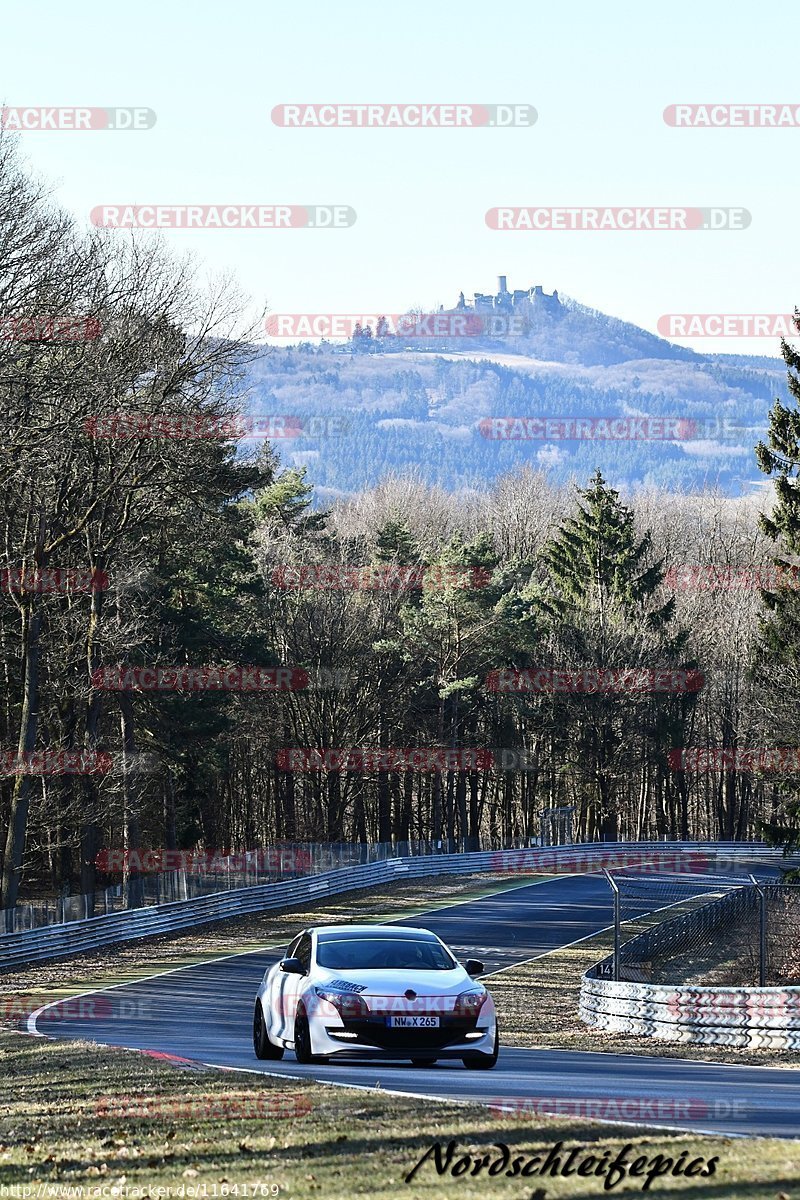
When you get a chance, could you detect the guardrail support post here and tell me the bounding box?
[603,868,621,981]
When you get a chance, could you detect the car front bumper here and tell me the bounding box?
[310,1016,497,1059]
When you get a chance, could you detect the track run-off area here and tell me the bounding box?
[27,859,800,1139]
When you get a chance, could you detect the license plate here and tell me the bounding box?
[387,1015,440,1028]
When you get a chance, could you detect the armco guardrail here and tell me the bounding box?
[0,840,784,971]
[5,837,555,934]
[580,880,800,1049]
[580,974,800,1050]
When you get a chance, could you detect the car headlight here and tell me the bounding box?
[313,987,369,1019]
[454,987,487,1018]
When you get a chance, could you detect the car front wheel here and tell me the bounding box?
[462,1026,499,1070]
[294,1005,328,1064]
[253,1001,284,1060]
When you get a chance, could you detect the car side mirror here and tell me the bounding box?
[465,959,484,977]
[280,957,305,975]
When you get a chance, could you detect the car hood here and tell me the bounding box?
[313,966,476,997]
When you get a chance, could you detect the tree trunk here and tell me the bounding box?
[1,595,42,920]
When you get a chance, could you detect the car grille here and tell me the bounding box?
[329,1016,479,1050]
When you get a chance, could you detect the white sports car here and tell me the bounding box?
[253,923,499,1068]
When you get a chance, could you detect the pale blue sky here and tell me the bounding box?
[1,0,796,354]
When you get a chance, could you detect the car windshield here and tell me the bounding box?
[316,936,456,971]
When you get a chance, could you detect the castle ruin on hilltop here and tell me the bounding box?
[454,275,560,313]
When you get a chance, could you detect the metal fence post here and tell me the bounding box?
[759,883,767,987]
[749,873,767,987]
[603,868,621,981]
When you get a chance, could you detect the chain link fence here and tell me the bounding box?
[602,868,800,987]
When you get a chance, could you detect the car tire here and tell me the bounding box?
[410,1058,437,1067]
[462,1026,499,1070]
[253,1001,284,1060]
[294,1006,327,1064]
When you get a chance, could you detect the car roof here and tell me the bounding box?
[312,924,438,941]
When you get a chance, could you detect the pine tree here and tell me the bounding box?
[539,469,672,629]
[533,471,688,840]
[253,464,327,536]
[754,314,800,853]
[756,316,800,656]
[374,519,419,565]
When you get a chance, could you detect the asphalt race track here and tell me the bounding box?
[31,861,800,1139]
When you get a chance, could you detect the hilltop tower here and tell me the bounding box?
[456,277,560,313]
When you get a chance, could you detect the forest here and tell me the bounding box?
[3,135,800,913]
[243,337,786,498]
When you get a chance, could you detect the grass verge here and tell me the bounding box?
[2,1029,799,1198]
